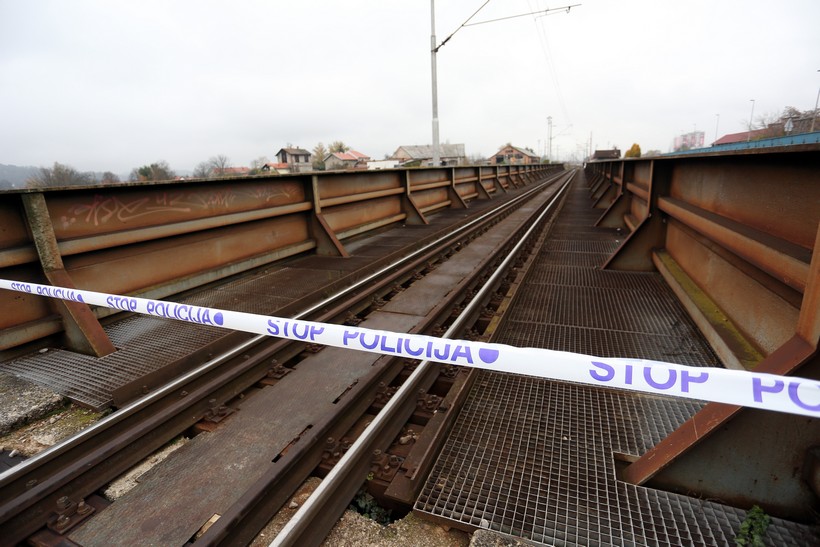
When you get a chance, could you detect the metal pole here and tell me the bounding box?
[747,99,755,142]
[547,116,553,163]
[811,70,820,133]
[714,114,720,144]
[431,0,441,167]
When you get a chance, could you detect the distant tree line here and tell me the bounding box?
[26,162,121,187]
[18,138,363,188]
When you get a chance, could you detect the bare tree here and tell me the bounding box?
[249,156,270,175]
[29,162,94,187]
[192,162,212,179]
[101,171,120,184]
[207,155,231,177]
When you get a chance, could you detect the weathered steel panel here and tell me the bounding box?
[0,265,51,331]
[0,197,30,249]
[408,169,450,188]
[411,187,450,211]
[316,171,400,200]
[62,215,311,296]
[667,155,818,250]
[666,219,798,355]
[48,179,307,240]
[321,196,403,234]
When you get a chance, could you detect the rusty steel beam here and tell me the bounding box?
[318,187,405,208]
[0,165,552,352]
[797,225,820,345]
[400,171,428,226]
[596,148,818,354]
[619,337,819,520]
[659,197,810,293]
[446,168,469,208]
[602,160,672,271]
[487,166,507,194]
[653,249,763,370]
[590,145,820,521]
[21,193,116,357]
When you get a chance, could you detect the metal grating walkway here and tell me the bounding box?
[415,175,819,545]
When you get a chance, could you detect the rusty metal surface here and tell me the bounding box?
[0,178,545,408]
[67,181,563,544]
[0,264,347,408]
[589,147,820,366]
[621,336,819,512]
[0,315,226,409]
[417,372,817,546]
[0,166,552,351]
[69,312,426,547]
[415,175,818,544]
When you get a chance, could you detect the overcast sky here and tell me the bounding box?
[1,0,818,174]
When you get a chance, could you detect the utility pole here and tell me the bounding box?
[430,0,440,167]
[747,99,755,142]
[811,69,820,133]
[547,116,553,163]
[429,2,578,169]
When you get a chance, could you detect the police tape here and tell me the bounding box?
[1,279,818,418]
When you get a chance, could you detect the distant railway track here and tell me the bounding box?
[0,169,574,545]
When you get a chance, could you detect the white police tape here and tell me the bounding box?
[2,279,819,418]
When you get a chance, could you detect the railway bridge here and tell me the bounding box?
[0,144,818,545]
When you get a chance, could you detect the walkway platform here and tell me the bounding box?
[415,173,818,546]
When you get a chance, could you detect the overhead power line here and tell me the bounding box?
[464,4,580,28]
[436,2,581,51]
[434,0,492,52]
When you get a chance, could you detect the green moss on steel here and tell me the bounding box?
[656,250,765,370]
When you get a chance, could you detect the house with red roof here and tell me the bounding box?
[324,150,371,170]
[275,147,312,173]
[217,166,250,176]
[489,144,541,165]
[260,162,291,175]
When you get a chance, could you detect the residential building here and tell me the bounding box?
[260,162,291,175]
[713,110,819,146]
[390,144,466,166]
[215,166,250,177]
[673,131,705,151]
[489,145,540,165]
[367,159,400,170]
[591,149,621,160]
[324,150,371,170]
[275,147,312,173]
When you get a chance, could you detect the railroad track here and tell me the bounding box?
[0,169,574,545]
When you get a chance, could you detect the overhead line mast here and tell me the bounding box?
[430,2,580,166]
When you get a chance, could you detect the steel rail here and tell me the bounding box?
[0,170,566,542]
[268,170,576,546]
[0,171,558,484]
[195,169,576,546]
